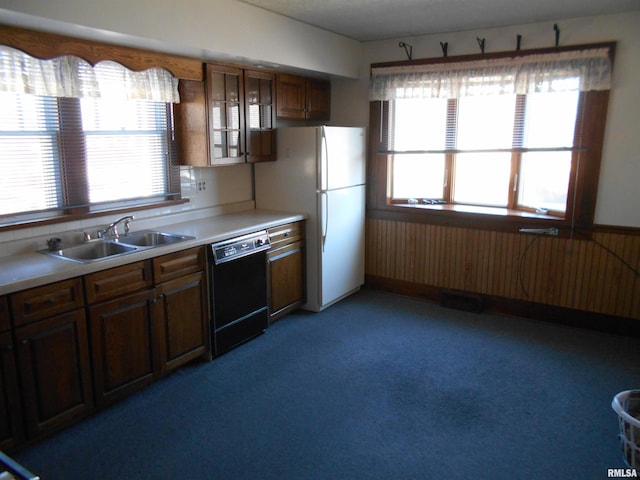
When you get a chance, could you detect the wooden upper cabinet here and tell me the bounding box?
[306,78,331,121]
[245,69,276,163]
[276,74,306,120]
[276,74,331,121]
[174,78,208,167]
[206,64,246,166]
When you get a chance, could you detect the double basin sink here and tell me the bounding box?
[41,230,195,264]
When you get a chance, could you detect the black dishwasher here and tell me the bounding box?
[209,230,270,356]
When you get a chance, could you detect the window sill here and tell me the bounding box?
[0,198,189,232]
[396,202,559,220]
[369,202,575,236]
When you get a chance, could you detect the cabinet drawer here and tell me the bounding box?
[10,278,84,327]
[0,296,9,333]
[153,247,205,284]
[268,222,304,248]
[84,261,153,305]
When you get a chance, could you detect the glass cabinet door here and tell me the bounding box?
[245,70,276,163]
[206,65,245,165]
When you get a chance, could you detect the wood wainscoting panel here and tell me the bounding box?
[365,218,640,320]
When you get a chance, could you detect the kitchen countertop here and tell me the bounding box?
[0,209,305,296]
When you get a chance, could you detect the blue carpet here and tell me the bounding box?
[14,288,640,479]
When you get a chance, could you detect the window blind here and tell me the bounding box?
[81,98,171,204]
[0,92,61,216]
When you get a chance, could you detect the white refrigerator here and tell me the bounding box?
[254,126,366,312]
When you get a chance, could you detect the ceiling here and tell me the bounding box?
[236,0,640,42]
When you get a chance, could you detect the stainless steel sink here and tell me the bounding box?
[40,230,194,263]
[116,231,194,247]
[43,241,138,263]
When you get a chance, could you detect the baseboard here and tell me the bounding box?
[364,275,640,338]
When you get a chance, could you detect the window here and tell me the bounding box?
[369,44,614,231]
[0,93,176,218]
[0,45,181,225]
[389,88,580,214]
[81,97,173,204]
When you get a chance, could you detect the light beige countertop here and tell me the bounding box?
[0,209,305,296]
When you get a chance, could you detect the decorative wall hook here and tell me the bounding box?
[553,23,560,47]
[440,41,448,57]
[399,41,413,60]
[476,37,486,54]
[516,34,522,51]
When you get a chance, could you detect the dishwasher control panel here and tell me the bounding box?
[210,230,270,264]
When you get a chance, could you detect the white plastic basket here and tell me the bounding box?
[612,390,640,469]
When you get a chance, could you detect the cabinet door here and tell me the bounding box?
[15,309,93,439]
[306,78,331,121]
[267,240,305,321]
[88,289,160,407]
[0,331,23,451]
[206,64,246,165]
[156,272,210,373]
[174,78,208,167]
[276,74,306,120]
[245,69,276,162]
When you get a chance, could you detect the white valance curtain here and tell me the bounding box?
[370,47,612,101]
[0,46,180,103]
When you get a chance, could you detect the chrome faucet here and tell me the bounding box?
[99,215,134,238]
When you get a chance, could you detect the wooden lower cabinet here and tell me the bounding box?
[156,271,210,373]
[267,221,306,322]
[88,288,160,408]
[3,246,210,450]
[87,247,209,405]
[0,330,23,451]
[14,309,93,440]
[0,295,21,451]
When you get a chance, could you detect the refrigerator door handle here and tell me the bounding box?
[321,126,329,192]
[321,191,329,252]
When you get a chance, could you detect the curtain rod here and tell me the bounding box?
[370,41,616,71]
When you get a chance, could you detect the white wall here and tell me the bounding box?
[0,0,362,78]
[356,12,640,228]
